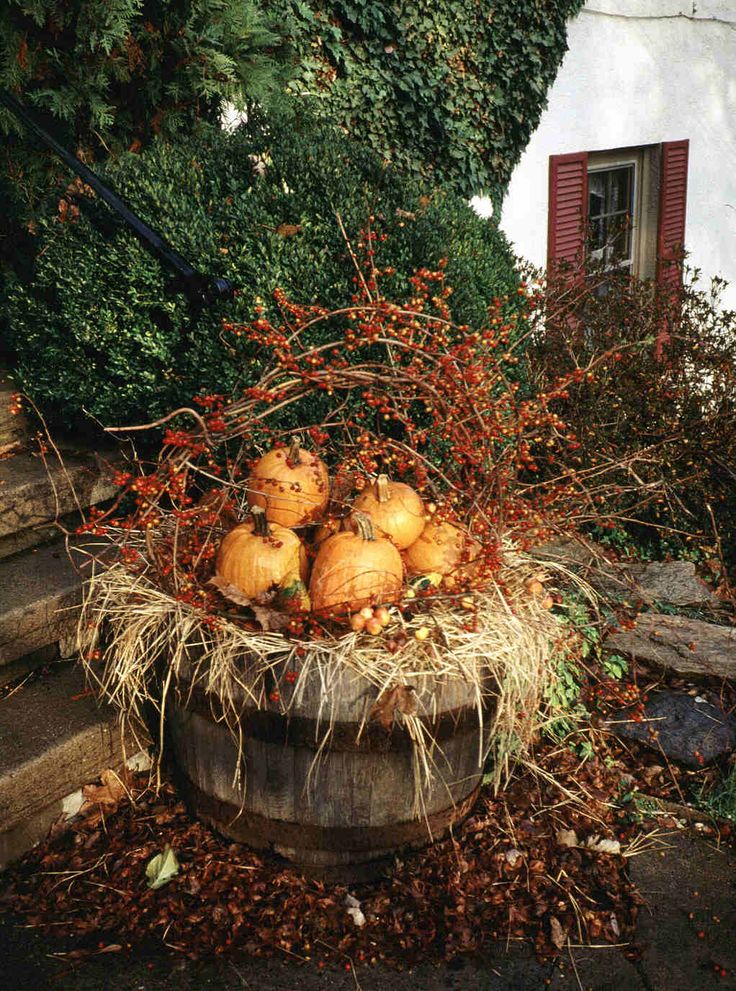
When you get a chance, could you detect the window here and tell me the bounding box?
[588,162,635,272]
[547,141,688,288]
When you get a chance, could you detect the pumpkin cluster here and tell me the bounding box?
[214,441,484,629]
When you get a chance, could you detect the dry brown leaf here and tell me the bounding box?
[251,604,292,633]
[504,848,522,868]
[208,575,252,608]
[549,916,567,950]
[555,828,578,848]
[585,835,621,855]
[641,764,665,786]
[207,578,294,630]
[81,770,127,818]
[370,684,418,730]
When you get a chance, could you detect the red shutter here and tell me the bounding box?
[656,139,689,288]
[547,152,589,274]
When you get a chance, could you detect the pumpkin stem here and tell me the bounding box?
[251,505,270,537]
[376,474,391,504]
[287,436,302,465]
[352,511,376,541]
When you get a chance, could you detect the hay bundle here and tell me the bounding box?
[80,545,559,816]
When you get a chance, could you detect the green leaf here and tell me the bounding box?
[145,844,180,890]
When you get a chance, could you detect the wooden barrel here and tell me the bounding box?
[167,661,489,880]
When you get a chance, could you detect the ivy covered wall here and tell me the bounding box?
[277,0,585,201]
[1,0,584,221]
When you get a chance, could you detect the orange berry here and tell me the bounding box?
[374,606,391,626]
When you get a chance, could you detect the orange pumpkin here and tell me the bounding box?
[216,506,308,601]
[310,513,403,615]
[247,438,329,528]
[352,474,425,549]
[313,515,350,548]
[404,520,481,590]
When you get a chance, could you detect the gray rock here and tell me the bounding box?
[634,560,715,608]
[534,539,716,607]
[534,536,599,569]
[606,689,735,767]
[605,612,736,679]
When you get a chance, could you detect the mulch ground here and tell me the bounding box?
[3,659,733,976]
[1,744,648,971]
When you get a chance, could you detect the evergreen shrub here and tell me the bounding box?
[6,114,519,431]
[0,0,286,221]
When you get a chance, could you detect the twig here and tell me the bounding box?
[106,407,211,445]
[567,939,585,991]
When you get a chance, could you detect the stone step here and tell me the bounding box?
[0,446,118,558]
[0,662,140,868]
[0,536,108,668]
[0,374,30,453]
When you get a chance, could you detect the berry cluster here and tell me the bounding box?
[77,228,625,641]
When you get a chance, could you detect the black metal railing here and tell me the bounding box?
[1,91,233,305]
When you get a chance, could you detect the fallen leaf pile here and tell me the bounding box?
[1,747,643,969]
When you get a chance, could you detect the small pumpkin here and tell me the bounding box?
[310,512,403,615]
[216,506,308,601]
[352,474,425,549]
[404,520,481,590]
[247,437,329,528]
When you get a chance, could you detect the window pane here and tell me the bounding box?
[607,166,633,213]
[608,214,632,261]
[590,215,606,251]
[588,173,605,219]
[587,163,636,266]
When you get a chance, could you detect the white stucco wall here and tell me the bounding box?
[500,0,736,307]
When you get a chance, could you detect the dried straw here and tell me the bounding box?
[79,550,560,818]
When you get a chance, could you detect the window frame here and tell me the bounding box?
[547,140,687,288]
[587,149,643,276]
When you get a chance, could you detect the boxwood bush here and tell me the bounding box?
[6,112,519,431]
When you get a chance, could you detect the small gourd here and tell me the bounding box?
[216,506,308,601]
[309,512,403,615]
[352,474,425,549]
[247,437,329,528]
[404,520,481,590]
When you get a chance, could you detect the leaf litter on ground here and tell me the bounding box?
[0,745,651,970]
